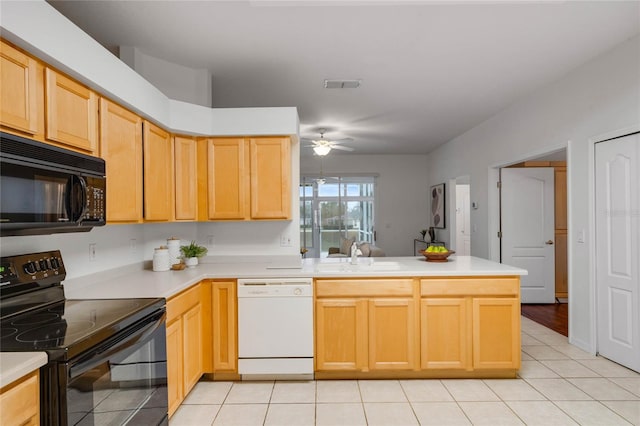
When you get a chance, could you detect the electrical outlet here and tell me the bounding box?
[89,243,97,261]
[280,234,292,247]
[207,235,214,246]
[129,239,137,252]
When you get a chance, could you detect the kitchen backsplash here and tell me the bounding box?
[0,221,299,280]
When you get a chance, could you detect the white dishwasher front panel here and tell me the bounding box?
[237,279,313,359]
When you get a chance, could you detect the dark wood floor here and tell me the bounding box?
[521,302,568,336]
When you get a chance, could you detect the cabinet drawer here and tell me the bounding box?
[0,370,39,426]
[167,284,201,322]
[316,279,414,297]
[420,277,519,297]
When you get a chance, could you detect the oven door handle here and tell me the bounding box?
[68,310,166,379]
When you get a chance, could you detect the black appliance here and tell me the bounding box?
[0,131,106,236]
[0,250,168,426]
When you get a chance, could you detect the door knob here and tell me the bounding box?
[545,240,554,245]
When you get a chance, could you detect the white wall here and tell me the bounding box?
[120,46,212,108]
[300,154,430,256]
[426,35,640,352]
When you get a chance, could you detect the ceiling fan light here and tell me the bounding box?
[313,145,331,156]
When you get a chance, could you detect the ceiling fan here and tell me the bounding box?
[303,129,354,156]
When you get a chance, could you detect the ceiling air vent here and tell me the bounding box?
[323,79,361,89]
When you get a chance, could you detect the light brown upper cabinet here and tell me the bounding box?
[0,39,40,136]
[249,137,291,219]
[174,136,198,221]
[199,136,291,221]
[201,137,249,220]
[99,98,143,223]
[45,67,98,155]
[143,121,173,221]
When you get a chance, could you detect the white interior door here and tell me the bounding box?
[456,184,471,255]
[502,168,555,303]
[595,132,640,373]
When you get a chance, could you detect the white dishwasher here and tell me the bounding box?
[237,278,314,379]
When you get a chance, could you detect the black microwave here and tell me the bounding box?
[0,132,106,236]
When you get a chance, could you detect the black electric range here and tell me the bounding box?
[0,250,168,426]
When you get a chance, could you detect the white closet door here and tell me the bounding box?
[595,132,640,373]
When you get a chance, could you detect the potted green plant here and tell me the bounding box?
[180,240,208,267]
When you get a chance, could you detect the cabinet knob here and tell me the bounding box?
[545,240,554,245]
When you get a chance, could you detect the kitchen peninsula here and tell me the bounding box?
[2,255,526,418]
[66,255,526,378]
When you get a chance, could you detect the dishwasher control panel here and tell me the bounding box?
[237,278,313,297]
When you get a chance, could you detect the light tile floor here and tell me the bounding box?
[170,317,640,425]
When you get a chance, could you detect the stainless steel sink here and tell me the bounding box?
[314,260,402,273]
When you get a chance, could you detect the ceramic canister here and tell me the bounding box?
[167,238,181,266]
[152,247,170,272]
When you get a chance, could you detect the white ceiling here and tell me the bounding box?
[48,0,640,156]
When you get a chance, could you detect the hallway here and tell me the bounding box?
[521,302,568,337]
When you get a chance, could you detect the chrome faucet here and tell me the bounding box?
[350,242,362,265]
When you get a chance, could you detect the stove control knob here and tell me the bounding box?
[39,259,50,271]
[50,257,59,269]
[24,262,37,274]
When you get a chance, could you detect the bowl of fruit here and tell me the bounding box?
[419,245,455,262]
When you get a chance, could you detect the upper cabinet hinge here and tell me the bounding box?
[497,181,502,188]
[497,231,502,238]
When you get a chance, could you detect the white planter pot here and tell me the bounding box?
[184,257,198,268]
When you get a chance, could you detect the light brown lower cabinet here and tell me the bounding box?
[166,280,237,417]
[0,370,39,426]
[420,277,521,372]
[421,298,471,370]
[472,297,520,369]
[315,298,368,371]
[316,276,521,378]
[165,318,183,416]
[166,283,205,417]
[211,280,238,373]
[315,279,419,373]
[368,298,417,370]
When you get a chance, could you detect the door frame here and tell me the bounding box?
[487,142,567,263]
[449,176,471,254]
[588,124,640,355]
[486,144,568,316]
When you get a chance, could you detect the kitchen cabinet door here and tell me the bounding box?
[315,299,368,371]
[249,137,291,219]
[143,121,173,221]
[174,136,197,220]
[421,298,471,370]
[0,370,39,426]
[182,303,203,394]
[99,98,143,223]
[368,298,418,370]
[166,318,183,418]
[203,138,249,220]
[212,281,237,372]
[472,298,521,369]
[0,40,39,135]
[45,67,98,154]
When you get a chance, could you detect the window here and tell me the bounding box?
[300,175,376,258]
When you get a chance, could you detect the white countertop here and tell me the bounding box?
[63,255,527,300]
[0,352,48,389]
